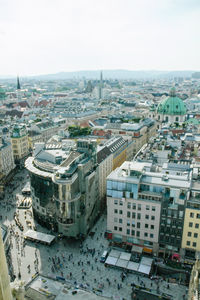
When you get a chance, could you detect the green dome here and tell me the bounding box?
[157,88,186,115]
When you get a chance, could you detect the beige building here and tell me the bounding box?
[0,228,12,300]
[181,181,200,260]
[182,207,200,259]
[11,124,29,162]
[97,137,135,210]
[0,137,15,177]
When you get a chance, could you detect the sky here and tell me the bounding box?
[0,0,200,76]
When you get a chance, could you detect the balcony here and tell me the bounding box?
[58,217,74,225]
[138,191,162,202]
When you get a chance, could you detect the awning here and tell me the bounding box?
[143,247,153,254]
[172,253,180,261]
[132,245,143,254]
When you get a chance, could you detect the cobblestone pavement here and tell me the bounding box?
[0,168,188,300]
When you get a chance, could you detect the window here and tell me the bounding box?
[114,226,118,230]
[127,229,130,234]
[114,209,118,214]
[137,213,141,220]
[119,219,123,224]
[127,202,131,209]
[151,216,155,221]
[151,225,154,230]
[138,204,141,211]
[144,232,148,237]
[114,217,118,222]
[146,205,150,210]
[131,230,135,236]
[136,231,140,237]
[197,214,200,219]
[190,212,194,218]
[127,221,130,226]
[189,222,193,228]
[132,203,136,209]
[186,241,190,246]
[137,222,140,229]
[179,211,183,218]
[145,215,149,220]
[119,227,122,232]
[195,223,199,229]
[152,206,156,211]
[114,199,118,205]
[187,232,192,237]
[167,219,171,225]
[127,211,131,218]
[145,224,149,229]
[119,200,123,206]
[194,233,198,238]
[119,210,123,215]
[132,212,136,218]
[150,234,154,238]
[193,242,197,247]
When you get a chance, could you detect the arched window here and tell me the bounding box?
[176,117,179,122]
[165,116,168,122]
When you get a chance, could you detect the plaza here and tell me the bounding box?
[0,168,188,299]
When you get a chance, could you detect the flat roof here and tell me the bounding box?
[126,261,139,272]
[24,230,55,245]
[109,249,121,258]
[140,257,153,266]
[115,258,129,269]
[25,157,53,179]
[25,275,107,300]
[138,264,151,275]
[119,252,131,261]
[105,256,118,266]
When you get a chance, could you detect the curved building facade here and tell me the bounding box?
[25,139,100,238]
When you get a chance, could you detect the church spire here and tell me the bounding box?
[17,75,21,90]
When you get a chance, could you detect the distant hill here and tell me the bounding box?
[0,70,197,81]
[29,70,196,80]
[192,72,200,79]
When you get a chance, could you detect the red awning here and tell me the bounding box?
[172,253,180,261]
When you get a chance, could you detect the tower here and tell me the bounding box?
[98,71,103,100]
[0,228,13,300]
[17,76,21,102]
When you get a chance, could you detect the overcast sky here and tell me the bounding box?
[0,0,200,76]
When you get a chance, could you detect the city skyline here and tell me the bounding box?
[0,0,200,76]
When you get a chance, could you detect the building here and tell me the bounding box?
[11,124,29,163]
[0,226,12,300]
[25,139,100,238]
[188,258,200,300]
[106,136,128,170]
[107,161,162,254]
[0,137,15,177]
[181,180,200,260]
[24,274,108,300]
[28,130,43,150]
[94,118,157,156]
[97,145,113,210]
[30,120,60,143]
[157,88,187,125]
[106,160,192,257]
